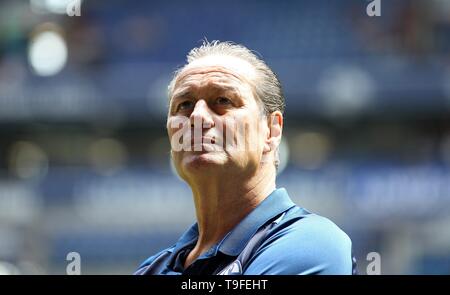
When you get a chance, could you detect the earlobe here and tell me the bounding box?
[263,142,272,153]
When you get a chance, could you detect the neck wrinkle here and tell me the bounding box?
[187,165,276,256]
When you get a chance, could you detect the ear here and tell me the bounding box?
[263,111,283,153]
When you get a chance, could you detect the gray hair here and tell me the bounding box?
[168,40,284,169]
[167,40,285,115]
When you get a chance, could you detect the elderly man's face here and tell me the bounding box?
[167,55,271,180]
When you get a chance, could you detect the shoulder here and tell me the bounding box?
[244,210,353,275]
[283,212,352,250]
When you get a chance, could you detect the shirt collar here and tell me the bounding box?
[172,187,296,257]
[218,187,295,256]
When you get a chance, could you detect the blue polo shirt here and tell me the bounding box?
[135,188,354,275]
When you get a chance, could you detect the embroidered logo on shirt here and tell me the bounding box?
[217,260,242,275]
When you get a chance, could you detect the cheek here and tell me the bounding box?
[167,116,191,150]
[223,116,264,156]
[167,128,177,150]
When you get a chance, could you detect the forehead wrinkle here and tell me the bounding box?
[174,65,256,92]
[178,70,245,88]
[180,64,249,80]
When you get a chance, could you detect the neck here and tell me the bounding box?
[186,165,276,261]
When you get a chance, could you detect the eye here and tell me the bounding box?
[215,97,232,106]
[177,100,194,111]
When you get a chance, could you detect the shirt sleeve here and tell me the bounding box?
[243,214,353,275]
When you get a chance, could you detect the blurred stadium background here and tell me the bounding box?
[0,0,449,274]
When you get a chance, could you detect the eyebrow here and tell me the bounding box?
[172,89,193,101]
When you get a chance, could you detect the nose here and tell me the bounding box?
[190,99,215,128]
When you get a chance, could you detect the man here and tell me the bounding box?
[136,41,355,275]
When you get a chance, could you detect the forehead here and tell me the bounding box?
[173,55,257,93]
